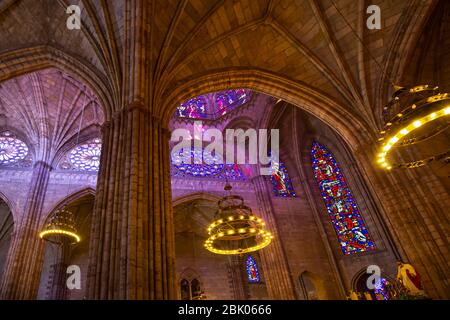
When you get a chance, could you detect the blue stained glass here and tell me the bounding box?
[374,277,389,300]
[271,160,296,197]
[176,89,251,120]
[177,96,208,119]
[69,138,102,172]
[215,89,249,116]
[246,255,260,283]
[171,147,246,180]
[311,142,375,255]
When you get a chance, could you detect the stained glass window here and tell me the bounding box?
[175,89,251,120]
[246,255,260,283]
[177,95,208,119]
[69,138,102,172]
[0,131,29,165]
[215,89,250,116]
[271,160,296,197]
[374,277,389,300]
[171,147,246,180]
[311,142,375,255]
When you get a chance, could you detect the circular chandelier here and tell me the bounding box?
[376,85,450,170]
[39,207,80,244]
[204,184,273,255]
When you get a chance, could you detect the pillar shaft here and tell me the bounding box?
[252,175,297,299]
[87,106,176,299]
[47,243,72,300]
[228,255,248,300]
[0,161,52,299]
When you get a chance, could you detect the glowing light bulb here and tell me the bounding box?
[389,137,399,144]
[413,120,422,128]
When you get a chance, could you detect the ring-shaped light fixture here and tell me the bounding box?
[204,192,273,255]
[39,207,81,245]
[377,85,450,170]
[39,229,81,244]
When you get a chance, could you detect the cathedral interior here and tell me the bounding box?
[0,0,448,300]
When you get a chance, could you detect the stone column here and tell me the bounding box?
[47,243,72,300]
[86,106,176,299]
[0,161,52,299]
[227,255,248,300]
[251,175,297,299]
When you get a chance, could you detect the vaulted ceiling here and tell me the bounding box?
[0,0,439,146]
[0,69,104,162]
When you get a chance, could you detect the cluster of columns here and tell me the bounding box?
[0,161,52,299]
[227,255,249,300]
[251,175,297,299]
[0,106,300,300]
[86,107,176,299]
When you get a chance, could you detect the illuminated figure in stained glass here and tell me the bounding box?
[215,89,249,116]
[270,160,296,197]
[311,141,375,255]
[246,255,260,283]
[177,96,207,119]
[176,89,251,120]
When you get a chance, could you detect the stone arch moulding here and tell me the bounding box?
[51,125,103,168]
[350,266,386,293]
[159,68,376,150]
[172,192,222,207]
[39,187,96,230]
[298,270,326,300]
[224,116,257,131]
[0,191,17,228]
[178,267,202,283]
[0,46,114,121]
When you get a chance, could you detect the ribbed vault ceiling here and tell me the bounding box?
[0,0,438,144]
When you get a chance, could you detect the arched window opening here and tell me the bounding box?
[271,160,296,197]
[311,142,375,255]
[354,271,389,300]
[68,138,102,172]
[180,279,190,300]
[246,255,260,283]
[180,278,205,300]
[299,272,318,300]
[0,131,30,166]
